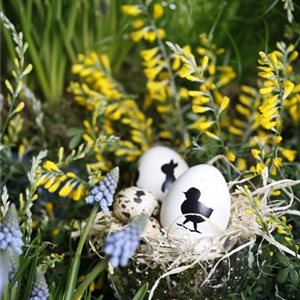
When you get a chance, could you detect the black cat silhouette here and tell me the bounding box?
[134,190,145,203]
[161,159,178,193]
[178,187,213,234]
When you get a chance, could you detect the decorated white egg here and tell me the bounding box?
[160,164,231,241]
[113,187,160,223]
[136,146,189,200]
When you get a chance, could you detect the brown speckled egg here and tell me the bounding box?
[113,187,160,223]
[142,217,162,238]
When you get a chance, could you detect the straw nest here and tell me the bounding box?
[73,155,300,299]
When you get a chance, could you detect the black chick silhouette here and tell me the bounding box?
[178,187,213,234]
[161,159,178,193]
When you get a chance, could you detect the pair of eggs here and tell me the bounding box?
[114,146,231,241]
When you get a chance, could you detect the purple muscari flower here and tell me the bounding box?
[85,167,119,214]
[0,204,23,255]
[104,214,148,268]
[29,267,49,300]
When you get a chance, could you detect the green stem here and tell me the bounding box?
[63,205,98,300]
[72,259,108,299]
[0,77,21,141]
[150,20,190,146]
[203,80,226,152]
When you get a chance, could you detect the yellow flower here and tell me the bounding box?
[121,5,142,16]
[273,157,283,168]
[53,228,60,237]
[59,181,75,197]
[229,126,243,136]
[45,202,54,215]
[140,47,159,61]
[147,81,166,101]
[259,87,274,95]
[236,104,251,117]
[143,30,156,42]
[259,72,275,79]
[48,181,61,193]
[204,131,220,141]
[44,160,60,172]
[277,226,287,234]
[202,55,209,70]
[131,19,144,29]
[153,3,164,19]
[144,65,162,80]
[272,190,281,196]
[275,135,282,144]
[256,162,266,175]
[260,118,277,130]
[280,148,297,162]
[219,96,230,114]
[284,237,292,244]
[192,105,210,113]
[192,120,214,131]
[283,81,294,99]
[72,184,85,201]
[246,209,253,214]
[159,130,172,139]
[293,83,300,93]
[131,29,146,42]
[268,52,278,66]
[157,29,166,39]
[251,149,261,159]
[259,101,277,113]
[226,149,236,162]
[241,85,257,97]
[289,50,298,62]
[237,158,247,171]
[89,281,95,292]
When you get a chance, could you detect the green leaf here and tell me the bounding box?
[290,269,299,286]
[276,268,290,283]
[132,283,149,300]
[68,134,82,150]
[276,252,290,267]
[67,127,84,137]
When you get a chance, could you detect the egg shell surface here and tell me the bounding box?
[136,146,189,200]
[113,187,160,223]
[142,217,162,238]
[160,164,231,241]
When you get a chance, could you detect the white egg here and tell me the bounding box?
[136,146,189,201]
[160,164,231,241]
[113,187,160,223]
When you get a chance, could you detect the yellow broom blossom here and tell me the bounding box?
[121,5,142,16]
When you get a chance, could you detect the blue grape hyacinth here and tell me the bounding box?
[86,167,119,214]
[29,267,49,300]
[0,204,23,255]
[104,214,148,268]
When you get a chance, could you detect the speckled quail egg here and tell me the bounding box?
[142,217,162,238]
[113,187,160,223]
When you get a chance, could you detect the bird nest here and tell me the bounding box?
[76,155,300,300]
